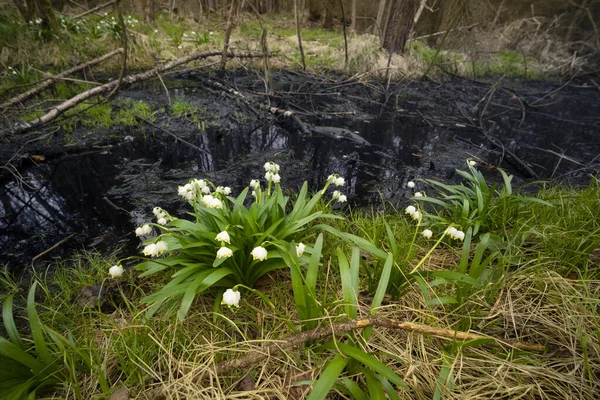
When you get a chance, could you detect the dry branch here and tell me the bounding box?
[6,51,263,135]
[74,0,114,19]
[0,48,123,111]
[213,316,546,374]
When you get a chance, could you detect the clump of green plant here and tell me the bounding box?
[130,162,349,320]
[117,99,155,126]
[0,282,108,399]
[412,160,551,237]
[171,97,206,129]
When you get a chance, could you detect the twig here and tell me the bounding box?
[107,0,127,99]
[32,233,76,261]
[74,0,115,19]
[339,0,349,69]
[219,0,238,74]
[0,49,123,111]
[212,316,546,374]
[155,71,171,105]
[293,0,306,71]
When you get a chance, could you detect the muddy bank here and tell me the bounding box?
[1,70,599,269]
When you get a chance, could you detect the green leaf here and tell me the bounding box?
[337,248,357,319]
[2,295,24,349]
[26,282,53,368]
[428,271,481,287]
[306,354,347,400]
[384,221,398,256]
[335,343,408,390]
[426,296,458,306]
[370,253,392,313]
[305,234,323,295]
[0,338,46,372]
[363,370,386,400]
[178,268,234,320]
[341,378,369,400]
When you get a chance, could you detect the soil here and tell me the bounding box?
[1,70,599,270]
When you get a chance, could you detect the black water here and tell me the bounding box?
[1,71,599,269]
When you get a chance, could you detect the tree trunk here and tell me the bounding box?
[13,0,35,22]
[143,0,155,23]
[351,0,356,32]
[323,0,335,30]
[307,0,321,22]
[381,0,419,54]
[35,0,59,32]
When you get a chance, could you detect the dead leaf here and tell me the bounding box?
[110,387,129,400]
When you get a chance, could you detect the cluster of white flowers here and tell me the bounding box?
[332,190,347,203]
[202,194,222,209]
[177,182,195,201]
[153,207,169,225]
[222,288,241,307]
[109,264,124,278]
[405,205,421,221]
[135,224,152,237]
[28,18,42,25]
[446,227,465,241]
[327,174,345,187]
[143,241,168,257]
[216,186,232,195]
[7,66,17,76]
[264,162,281,183]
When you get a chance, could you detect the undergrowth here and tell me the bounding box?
[1,162,599,399]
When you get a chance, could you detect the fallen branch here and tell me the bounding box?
[213,316,546,374]
[74,0,115,19]
[0,48,123,111]
[6,51,263,136]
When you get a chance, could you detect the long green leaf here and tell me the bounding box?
[0,338,46,372]
[335,343,408,390]
[363,370,386,400]
[428,271,481,287]
[26,282,53,368]
[341,378,369,400]
[305,234,323,295]
[370,253,393,313]
[306,354,347,400]
[337,248,357,319]
[2,295,24,349]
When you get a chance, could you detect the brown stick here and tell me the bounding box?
[7,51,262,135]
[293,0,306,71]
[0,49,123,111]
[107,0,127,99]
[74,0,115,19]
[213,316,545,374]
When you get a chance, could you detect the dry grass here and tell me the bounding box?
[73,261,598,400]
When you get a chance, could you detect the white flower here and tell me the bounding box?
[194,178,207,189]
[446,227,458,238]
[250,179,260,189]
[202,195,214,206]
[157,217,167,225]
[156,241,168,254]
[422,229,433,239]
[265,171,273,181]
[217,186,232,195]
[272,174,281,183]
[135,224,152,236]
[414,192,423,197]
[333,177,345,187]
[327,174,336,182]
[178,183,194,200]
[284,110,293,117]
[405,205,416,215]
[337,194,347,203]
[154,29,158,33]
[178,45,182,49]
[251,246,268,261]
[251,190,257,197]
[109,265,124,278]
[209,31,214,35]
[222,288,240,307]
[332,190,341,199]
[191,31,196,35]
[264,162,274,172]
[296,243,305,257]
[217,247,233,258]
[152,207,162,216]
[208,197,222,209]
[142,243,157,256]
[407,181,415,188]
[216,231,230,244]
[411,211,421,220]
[454,230,465,241]
[468,160,477,167]
[202,186,211,194]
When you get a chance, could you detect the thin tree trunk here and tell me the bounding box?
[219,0,239,73]
[381,0,419,54]
[339,0,348,68]
[307,0,321,22]
[375,0,388,35]
[351,0,356,32]
[35,0,59,32]
[13,0,35,22]
[294,0,306,70]
[323,0,334,30]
